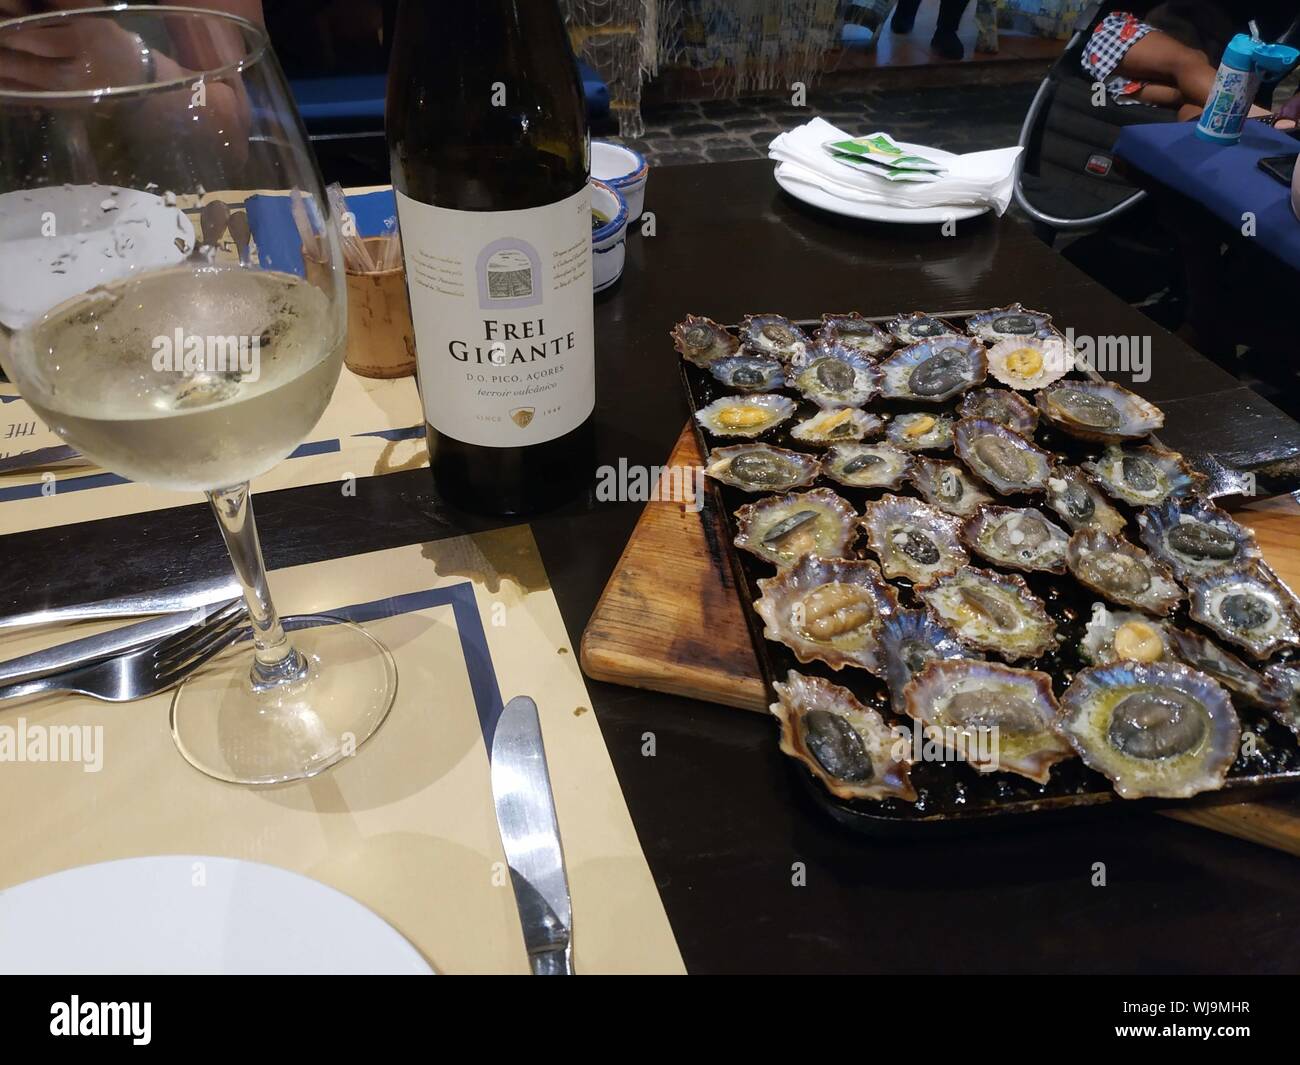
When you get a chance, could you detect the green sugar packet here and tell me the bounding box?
[823,132,947,173]
[825,151,942,183]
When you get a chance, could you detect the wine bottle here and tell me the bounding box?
[386,0,595,516]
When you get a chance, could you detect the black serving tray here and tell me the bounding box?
[680,311,1300,833]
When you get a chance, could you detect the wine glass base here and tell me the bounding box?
[170,616,397,786]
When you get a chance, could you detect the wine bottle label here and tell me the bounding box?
[394,186,596,448]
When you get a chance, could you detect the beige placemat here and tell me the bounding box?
[0,371,427,534]
[0,529,683,974]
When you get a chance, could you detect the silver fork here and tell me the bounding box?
[0,599,249,703]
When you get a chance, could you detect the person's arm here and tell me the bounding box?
[0,1,270,176]
[1114,31,1220,120]
[197,0,265,26]
[1118,31,1276,122]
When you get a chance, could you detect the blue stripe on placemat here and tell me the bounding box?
[288,438,341,458]
[286,582,505,750]
[0,439,341,504]
[354,425,424,442]
[0,471,129,502]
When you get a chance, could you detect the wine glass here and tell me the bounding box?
[0,5,396,784]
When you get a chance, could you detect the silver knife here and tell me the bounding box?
[490,695,575,975]
[0,575,240,631]
[0,444,86,475]
[0,597,240,687]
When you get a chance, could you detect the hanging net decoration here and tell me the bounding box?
[564,0,661,138]
[563,1,848,138]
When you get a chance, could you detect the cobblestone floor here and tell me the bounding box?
[613,83,1038,166]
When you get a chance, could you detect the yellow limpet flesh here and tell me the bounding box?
[1004,347,1044,379]
[719,406,771,429]
[904,415,936,437]
[951,594,1013,628]
[797,583,877,644]
[1114,620,1164,663]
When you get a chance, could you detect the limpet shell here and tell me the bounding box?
[985,335,1073,391]
[753,555,899,673]
[705,444,820,493]
[789,344,883,409]
[964,303,1055,343]
[770,671,917,802]
[1186,564,1300,659]
[961,504,1070,574]
[822,443,912,489]
[878,610,973,711]
[1261,665,1300,739]
[958,387,1039,435]
[1056,662,1240,800]
[1083,444,1203,507]
[908,456,993,517]
[1167,626,1291,711]
[860,494,968,586]
[1065,530,1185,617]
[815,312,896,359]
[1080,602,1175,665]
[708,353,787,392]
[880,336,987,403]
[903,659,1073,784]
[1036,380,1164,444]
[953,417,1052,495]
[741,313,809,363]
[919,566,1058,662]
[885,310,961,345]
[671,314,739,366]
[789,407,884,447]
[1137,496,1259,582]
[734,487,858,568]
[1044,465,1127,534]
[695,393,796,438]
[886,412,953,452]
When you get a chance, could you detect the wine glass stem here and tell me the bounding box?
[206,482,308,690]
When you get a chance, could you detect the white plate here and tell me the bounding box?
[774,142,988,225]
[0,856,434,975]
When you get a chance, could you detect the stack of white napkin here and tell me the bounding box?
[768,117,1023,216]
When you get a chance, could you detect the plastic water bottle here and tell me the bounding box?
[1196,34,1299,145]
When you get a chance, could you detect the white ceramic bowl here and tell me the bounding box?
[590,179,627,293]
[592,140,649,223]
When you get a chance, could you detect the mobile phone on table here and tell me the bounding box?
[1258,153,1298,185]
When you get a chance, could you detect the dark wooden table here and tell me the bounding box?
[5,159,1300,974]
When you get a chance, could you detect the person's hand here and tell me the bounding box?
[0,1,153,93]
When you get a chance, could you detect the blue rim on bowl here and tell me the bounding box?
[592,141,649,188]
[591,178,628,242]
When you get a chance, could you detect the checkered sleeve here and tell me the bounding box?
[1080,12,1155,86]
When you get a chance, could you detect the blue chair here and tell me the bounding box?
[289,61,610,138]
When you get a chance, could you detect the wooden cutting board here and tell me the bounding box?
[580,425,1300,855]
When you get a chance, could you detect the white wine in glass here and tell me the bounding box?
[10,265,342,491]
[0,6,396,784]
